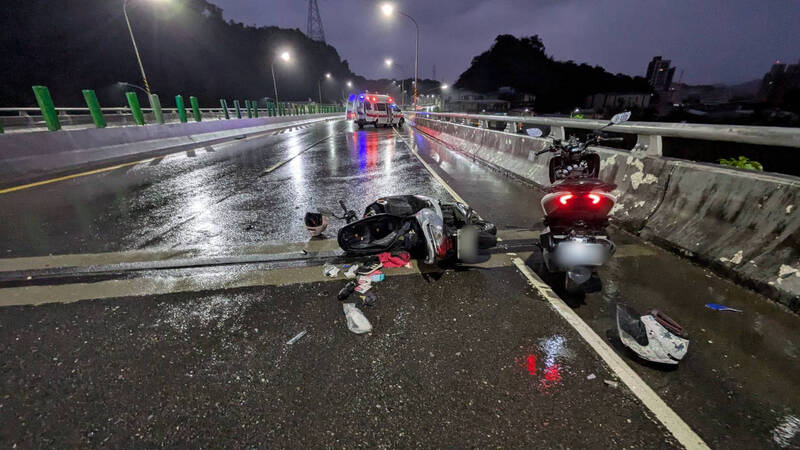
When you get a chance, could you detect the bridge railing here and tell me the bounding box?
[413,111,800,157]
[0,85,343,134]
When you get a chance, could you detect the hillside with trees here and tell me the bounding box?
[0,0,379,107]
[454,35,651,113]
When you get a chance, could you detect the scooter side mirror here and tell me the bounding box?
[526,128,544,138]
[610,111,631,124]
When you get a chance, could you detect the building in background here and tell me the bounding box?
[442,90,510,114]
[646,56,676,91]
[584,92,651,112]
[759,59,800,105]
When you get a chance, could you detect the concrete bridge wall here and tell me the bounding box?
[415,116,800,312]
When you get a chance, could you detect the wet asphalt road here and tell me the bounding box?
[0,118,798,447]
[0,120,451,257]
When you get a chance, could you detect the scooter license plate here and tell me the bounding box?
[555,241,609,267]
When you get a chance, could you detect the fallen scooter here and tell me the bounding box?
[328,195,497,264]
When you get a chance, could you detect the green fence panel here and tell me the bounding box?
[245,100,252,118]
[32,85,61,131]
[175,95,188,123]
[233,100,242,119]
[126,91,145,125]
[220,99,230,120]
[253,100,259,118]
[189,96,201,122]
[81,89,106,128]
[150,94,164,124]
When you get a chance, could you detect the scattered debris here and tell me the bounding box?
[343,303,372,334]
[604,379,619,388]
[323,263,340,278]
[286,330,307,345]
[586,373,596,380]
[378,251,411,268]
[705,303,742,312]
[359,291,377,307]
[337,281,357,301]
[344,264,360,279]
[357,262,383,276]
[355,282,372,294]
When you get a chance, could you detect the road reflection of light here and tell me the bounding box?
[286,134,306,194]
[540,335,566,368]
[185,191,222,247]
[383,133,394,174]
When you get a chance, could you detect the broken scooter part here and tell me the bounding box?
[616,304,689,365]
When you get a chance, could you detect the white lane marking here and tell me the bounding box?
[392,127,467,204]
[511,257,710,450]
[398,124,708,449]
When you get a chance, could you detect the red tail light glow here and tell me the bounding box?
[558,194,574,205]
[588,193,601,204]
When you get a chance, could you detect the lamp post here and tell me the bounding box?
[318,72,332,103]
[271,50,291,105]
[381,3,419,109]
[123,0,163,94]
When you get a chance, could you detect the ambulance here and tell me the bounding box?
[346,92,404,129]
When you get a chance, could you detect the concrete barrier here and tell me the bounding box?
[0,114,341,186]
[414,116,800,311]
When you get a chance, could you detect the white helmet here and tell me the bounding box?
[616,304,689,365]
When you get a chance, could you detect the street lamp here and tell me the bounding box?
[384,58,393,68]
[123,0,165,94]
[318,72,332,103]
[271,50,291,105]
[347,81,353,88]
[381,2,419,109]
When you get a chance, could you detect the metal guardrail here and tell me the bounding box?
[415,111,800,156]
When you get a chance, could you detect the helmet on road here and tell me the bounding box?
[616,304,689,365]
[305,212,328,236]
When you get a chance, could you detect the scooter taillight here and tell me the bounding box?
[541,191,616,217]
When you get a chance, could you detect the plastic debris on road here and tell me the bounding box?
[355,282,372,294]
[604,379,619,388]
[343,303,372,334]
[344,264,360,279]
[286,330,307,345]
[705,303,742,312]
[323,263,340,278]
[586,373,596,380]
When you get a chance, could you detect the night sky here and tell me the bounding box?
[214,0,799,85]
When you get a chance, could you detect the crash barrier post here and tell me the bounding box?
[175,95,188,123]
[253,100,259,118]
[125,91,145,126]
[81,89,106,129]
[233,100,242,119]
[219,99,230,120]
[32,85,61,131]
[189,96,201,122]
[150,94,164,124]
[244,100,252,118]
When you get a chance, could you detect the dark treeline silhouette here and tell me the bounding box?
[454,35,651,113]
[0,0,393,107]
